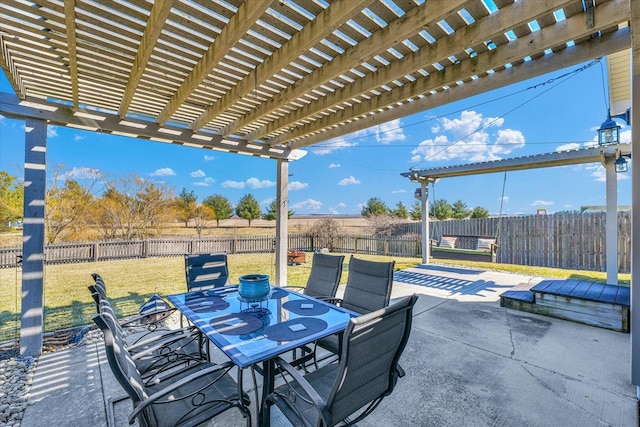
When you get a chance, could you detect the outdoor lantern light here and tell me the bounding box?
[615,154,631,173]
[598,112,621,145]
[615,156,628,173]
[597,108,630,146]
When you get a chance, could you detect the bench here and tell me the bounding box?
[430,235,497,262]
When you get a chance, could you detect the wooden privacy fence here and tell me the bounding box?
[426,211,631,273]
[0,212,631,272]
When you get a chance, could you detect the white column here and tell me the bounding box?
[21,118,47,356]
[630,0,640,388]
[605,157,618,285]
[421,180,429,264]
[275,159,288,286]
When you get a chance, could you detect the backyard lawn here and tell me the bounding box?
[0,253,630,343]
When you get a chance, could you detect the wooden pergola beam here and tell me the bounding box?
[249,0,581,142]
[221,0,474,138]
[63,0,79,109]
[0,92,293,159]
[191,0,377,131]
[271,0,627,147]
[287,25,630,150]
[0,35,26,99]
[156,0,273,125]
[118,0,175,118]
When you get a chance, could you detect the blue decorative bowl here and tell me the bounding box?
[238,274,271,300]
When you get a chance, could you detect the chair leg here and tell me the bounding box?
[106,395,130,427]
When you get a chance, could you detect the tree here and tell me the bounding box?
[451,200,470,219]
[430,199,453,220]
[392,201,409,219]
[235,194,261,226]
[175,188,197,227]
[192,204,215,237]
[409,200,421,221]
[97,175,173,239]
[203,194,233,227]
[263,200,294,220]
[470,206,490,218]
[45,169,100,243]
[0,171,23,230]
[309,218,340,251]
[361,197,389,217]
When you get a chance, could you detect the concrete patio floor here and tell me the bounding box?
[21,265,637,426]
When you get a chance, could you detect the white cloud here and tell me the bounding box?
[247,177,275,189]
[190,169,206,178]
[338,176,360,186]
[411,110,525,163]
[555,143,581,152]
[498,195,509,202]
[290,198,322,211]
[620,129,632,144]
[192,177,215,187]
[590,163,631,182]
[47,126,58,138]
[150,167,176,177]
[221,180,245,189]
[336,202,347,208]
[392,189,407,194]
[532,200,554,206]
[289,181,308,191]
[261,197,275,206]
[329,163,341,168]
[204,155,215,161]
[59,166,102,180]
[310,136,357,155]
[327,207,339,214]
[74,134,85,141]
[374,119,406,144]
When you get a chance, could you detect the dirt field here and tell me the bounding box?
[0,215,374,247]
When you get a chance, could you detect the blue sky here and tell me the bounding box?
[0,58,631,216]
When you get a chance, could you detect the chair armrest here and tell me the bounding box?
[128,361,237,424]
[269,357,331,425]
[127,326,196,352]
[119,308,176,327]
[129,330,197,358]
[323,297,342,306]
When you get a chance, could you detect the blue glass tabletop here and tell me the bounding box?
[167,286,356,368]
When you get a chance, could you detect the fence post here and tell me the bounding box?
[93,242,99,262]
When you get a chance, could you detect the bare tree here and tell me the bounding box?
[309,218,341,251]
[45,166,103,243]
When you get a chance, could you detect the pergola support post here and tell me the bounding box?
[605,156,618,285]
[275,159,288,286]
[20,118,47,357]
[421,180,429,264]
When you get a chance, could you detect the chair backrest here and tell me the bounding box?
[341,256,394,314]
[304,253,345,298]
[327,294,418,424]
[88,273,107,313]
[93,312,148,411]
[184,253,230,291]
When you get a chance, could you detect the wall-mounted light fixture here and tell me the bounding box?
[597,108,630,146]
[615,153,631,173]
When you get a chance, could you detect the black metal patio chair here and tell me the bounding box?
[184,252,230,291]
[94,312,251,427]
[314,256,395,362]
[282,252,345,299]
[265,294,417,427]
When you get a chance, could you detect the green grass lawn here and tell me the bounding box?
[0,253,629,343]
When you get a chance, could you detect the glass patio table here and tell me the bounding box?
[166,285,357,426]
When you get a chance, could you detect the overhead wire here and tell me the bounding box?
[310,59,601,173]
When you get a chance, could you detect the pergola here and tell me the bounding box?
[0,0,637,387]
